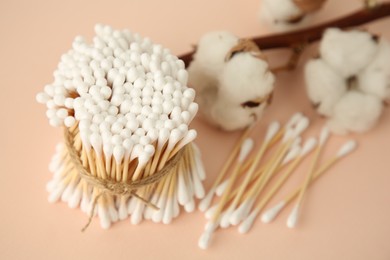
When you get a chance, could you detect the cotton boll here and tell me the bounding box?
[259,0,327,32]
[219,52,274,105]
[320,28,378,78]
[260,0,306,32]
[358,38,390,100]
[206,96,267,131]
[261,0,302,24]
[191,31,239,78]
[304,58,347,116]
[187,60,218,96]
[327,91,383,134]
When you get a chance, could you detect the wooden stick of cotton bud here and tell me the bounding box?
[198,137,254,250]
[286,127,329,228]
[198,125,254,212]
[217,121,280,228]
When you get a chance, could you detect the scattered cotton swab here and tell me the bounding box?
[262,140,357,224]
[286,127,329,228]
[198,137,254,249]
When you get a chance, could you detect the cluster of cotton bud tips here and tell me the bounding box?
[305,28,390,134]
[259,0,327,31]
[187,31,275,131]
[37,24,206,228]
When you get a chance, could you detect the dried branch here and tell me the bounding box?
[179,2,390,67]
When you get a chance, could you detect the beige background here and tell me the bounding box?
[1,0,389,259]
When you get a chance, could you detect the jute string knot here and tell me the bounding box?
[63,127,186,231]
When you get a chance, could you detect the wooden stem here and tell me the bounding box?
[179,2,390,67]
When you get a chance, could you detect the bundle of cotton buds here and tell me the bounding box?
[259,0,327,31]
[187,31,275,131]
[37,24,206,229]
[305,28,390,134]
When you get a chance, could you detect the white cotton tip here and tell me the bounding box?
[198,231,212,250]
[163,200,174,224]
[238,211,257,234]
[265,121,281,142]
[177,173,190,205]
[304,58,347,116]
[205,221,219,233]
[261,201,286,223]
[113,145,125,163]
[282,128,295,143]
[220,210,233,228]
[291,136,301,150]
[205,204,218,219]
[319,126,330,146]
[180,129,198,146]
[173,201,180,218]
[229,199,254,225]
[293,117,310,138]
[320,28,378,78]
[98,206,111,229]
[108,206,119,223]
[184,199,195,212]
[131,205,143,225]
[215,180,229,197]
[238,138,254,162]
[62,183,76,202]
[286,204,300,228]
[282,145,301,165]
[285,112,303,129]
[198,188,215,212]
[118,203,128,220]
[192,171,205,199]
[64,116,76,127]
[300,137,317,156]
[68,188,82,209]
[327,90,383,135]
[358,38,390,99]
[36,92,50,104]
[336,140,358,158]
[48,185,65,203]
[90,132,103,153]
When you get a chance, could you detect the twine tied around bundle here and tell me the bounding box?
[63,128,186,231]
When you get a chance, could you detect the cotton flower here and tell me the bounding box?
[188,31,275,131]
[305,28,390,134]
[260,0,327,31]
[320,28,379,78]
[305,58,347,116]
[327,91,383,134]
[357,39,390,100]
